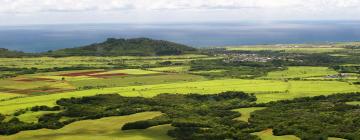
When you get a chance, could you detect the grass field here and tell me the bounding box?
[0,112,173,140]
[147,66,190,73]
[0,55,208,69]
[346,101,360,105]
[0,92,23,100]
[17,111,61,123]
[233,107,266,122]
[252,129,300,140]
[328,138,347,140]
[262,66,338,79]
[93,69,161,75]
[69,73,206,88]
[0,79,358,114]
[226,46,345,53]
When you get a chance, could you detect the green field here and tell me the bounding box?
[346,101,360,105]
[94,69,161,75]
[226,46,345,53]
[0,92,23,100]
[0,44,359,139]
[252,129,300,140]
[147,66,190,73]
[0,55,209,69]
[0,112,173,140]
[262,66,339,79]
[0,79,358,114]
[69,73,206,88]
[233,107,266,122]
[17,111,61,123]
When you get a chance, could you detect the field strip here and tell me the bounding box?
[0,79,359,114]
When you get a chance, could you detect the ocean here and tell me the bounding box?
[0,21,360,52]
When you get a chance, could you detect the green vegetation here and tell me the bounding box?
[0,92,23,100]
[251,93,360,139]
[94,69,161,75]
[346,101,360,105]
[147,66,190,73]
[252,129,300,140]
[0,79,358,115]
[226,45,345,53]
[0,42,359,139]
[0,48,30,58]
[233,107,266,122]
[46,38,198,56]
[262,66,338,79]
[0,112,173,140]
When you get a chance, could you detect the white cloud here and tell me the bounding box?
[0,0,360,25]
[0,0,359,12]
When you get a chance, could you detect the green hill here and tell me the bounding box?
[0,48,29,58]
[46,38,198,56]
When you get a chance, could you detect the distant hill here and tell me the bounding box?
[46,38,198,56]
[0,48,29,58]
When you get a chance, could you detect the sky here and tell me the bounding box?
[0,0,360,25]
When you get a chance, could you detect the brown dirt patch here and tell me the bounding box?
[15,78,56,82]
[89,73,128,78]
[59,71,105,77]
[10,88,75,95]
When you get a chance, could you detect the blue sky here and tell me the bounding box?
[1,0,360,25]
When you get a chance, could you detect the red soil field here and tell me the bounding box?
[15,78,56,82]
[59,71,105,77]
[89,73,128,78]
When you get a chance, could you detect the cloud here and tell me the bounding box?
[0,0,359,13]
[0,0,360,25]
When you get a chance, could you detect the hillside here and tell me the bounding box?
[46,38,198,56]
[0,48,29,58]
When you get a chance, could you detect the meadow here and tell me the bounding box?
[226,45,345,53]
[252,129,300,140]
[261,66,339,79]
[0,112,173,140]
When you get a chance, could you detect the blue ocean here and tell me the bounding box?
[0,21,359,52]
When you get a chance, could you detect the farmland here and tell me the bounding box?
[0,42,359,140]
[0,112,172,140]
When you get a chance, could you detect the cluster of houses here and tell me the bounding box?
[223,54,275,63]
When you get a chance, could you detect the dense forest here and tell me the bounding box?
[45,38,198,56]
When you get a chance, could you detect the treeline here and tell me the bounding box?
[189,59,284,78]
[0,48,32,58]
[251,92,360,140]
[0,66,113,79]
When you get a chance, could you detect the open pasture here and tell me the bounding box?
[0,79,358,114]
[226,46,345,53]
[69,73,205,89]
[234,107,266,122]
[346,101,360,105]
[147,66,190,73]
[17,111,61,123]
[252,129,300,140]
[0,77,75,95]
[92,69,161,75]
[0,112,173,140]
[0,92,23,100]
[262,66,339,79]
[0,55,208,69]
